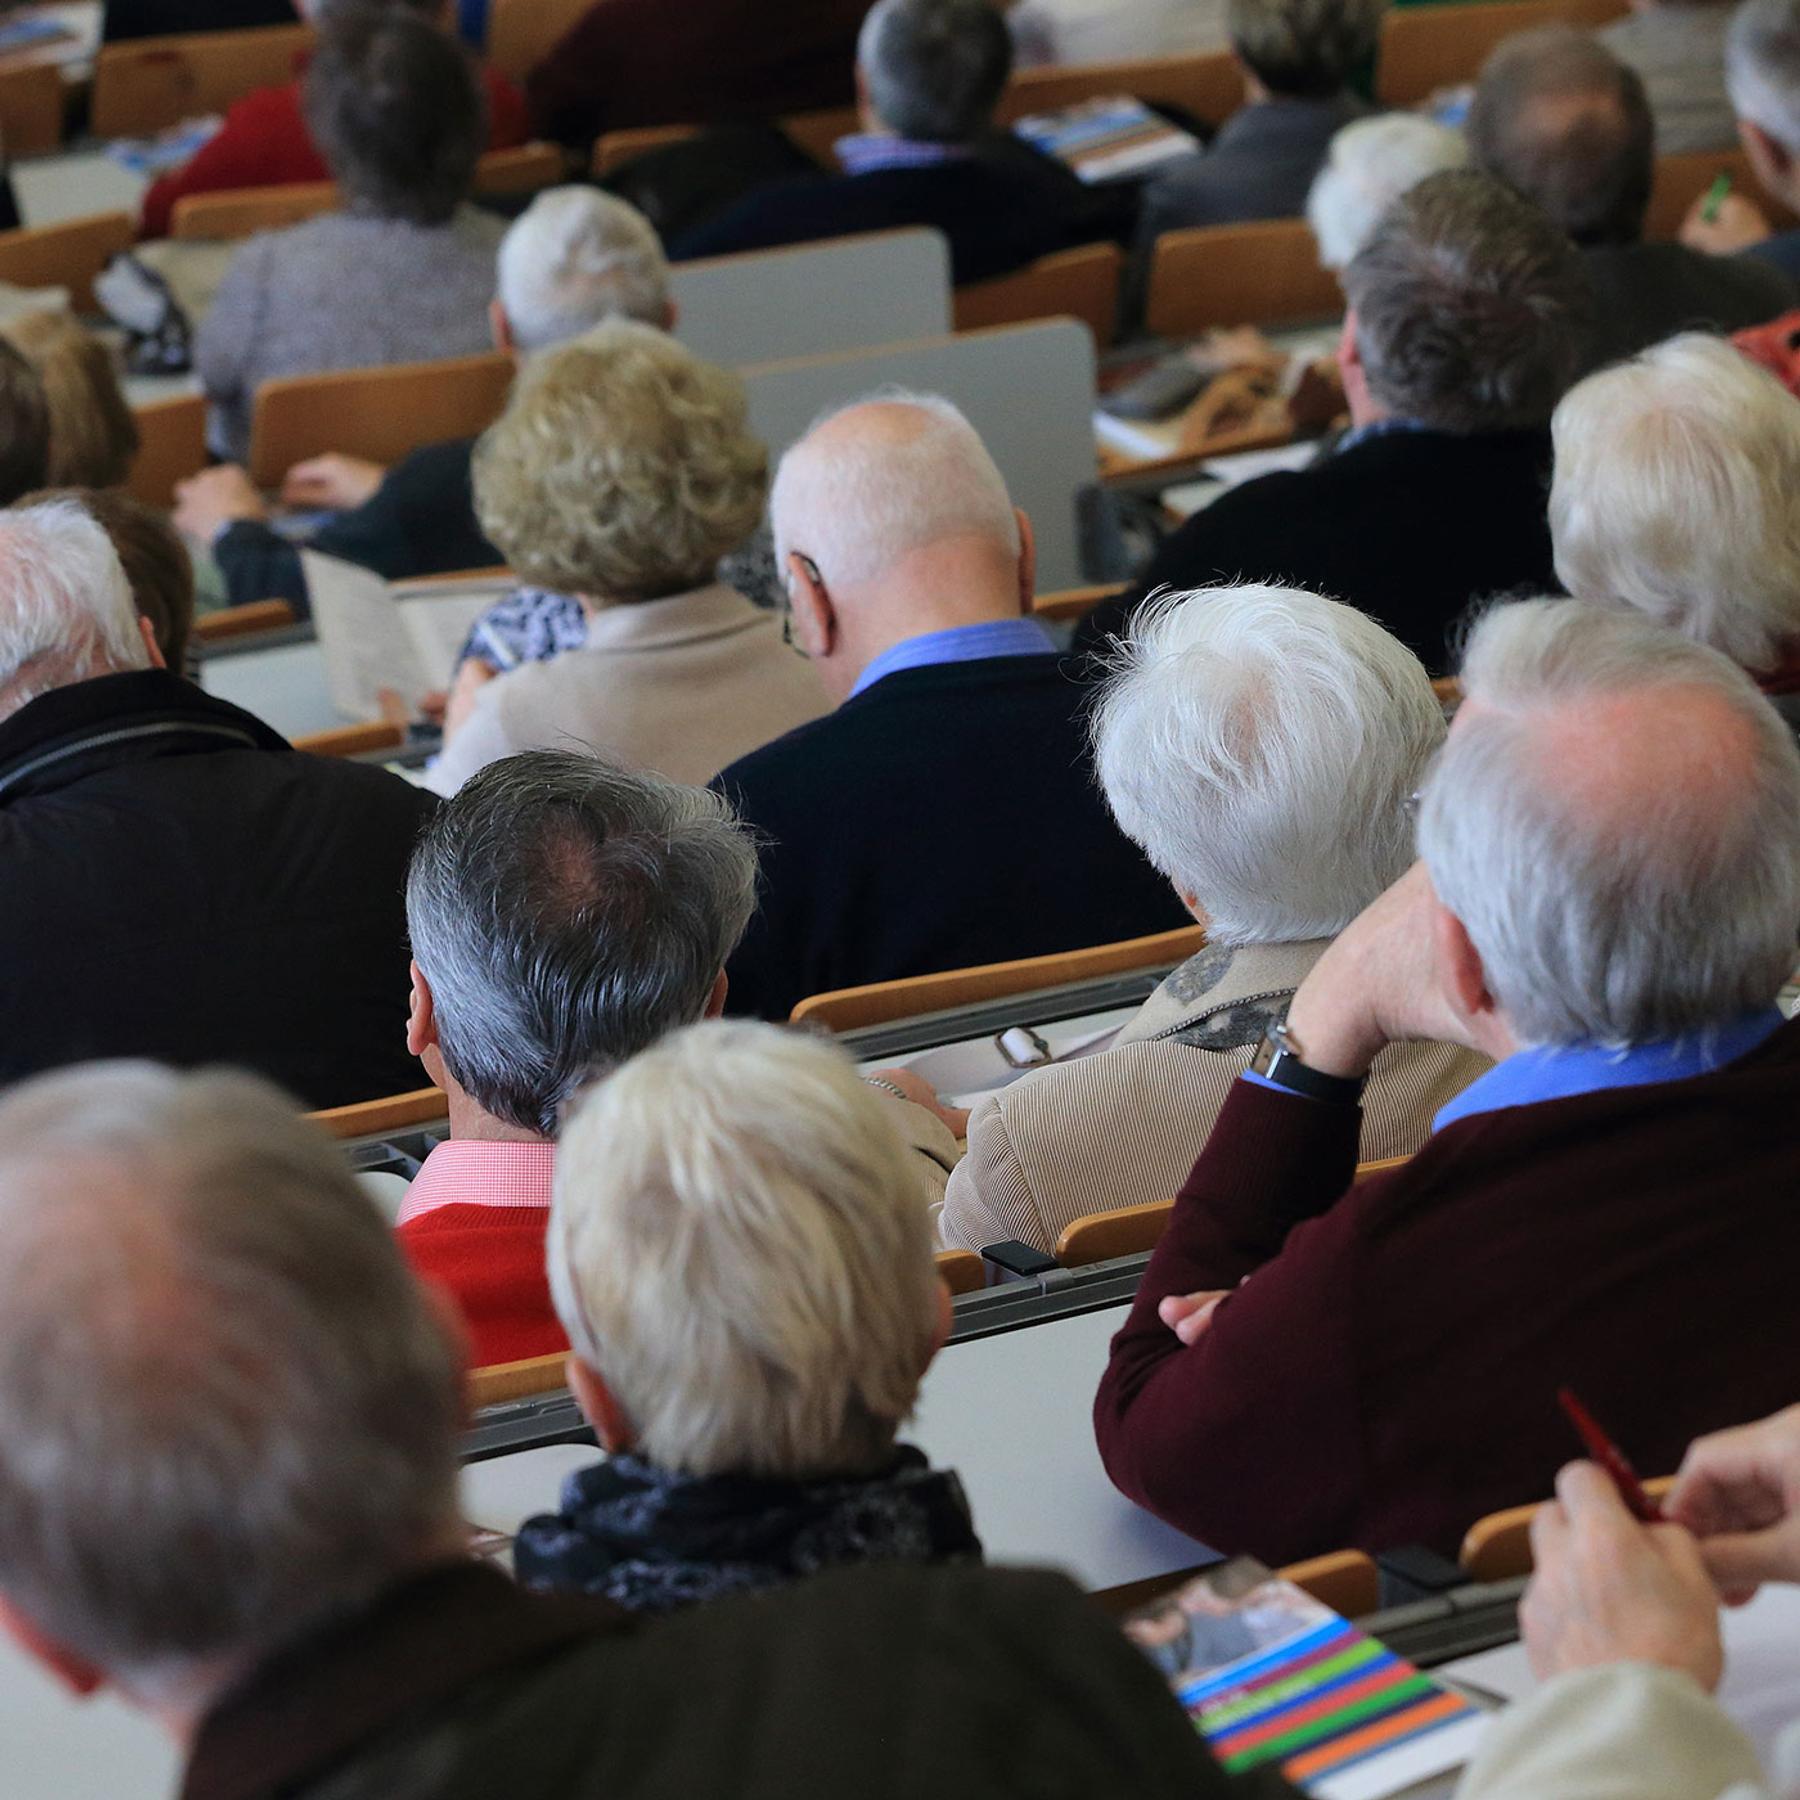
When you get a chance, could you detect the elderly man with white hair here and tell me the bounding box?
[0,499,432,1105]
[1306,112,1469,268]
[1097,598,1800,1566]
[1550,331,1800,713]
[176,186,674,616]
[0,1060,1305,1798]
[671,0,1092,284]
[712,392,1186,1021]
[938,585,1486,1256]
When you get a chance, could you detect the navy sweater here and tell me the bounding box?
[713,654,1189,1021]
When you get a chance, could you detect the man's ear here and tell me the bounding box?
[1337,307,1362,380]
[1013,507,1037,615]
[661,298,680,334]
[406,959,437,1061]
[784,552,835,661]
[489,299,515,356]
[1434,901,1495,1026]
[137,615,166,671]
[924,1280,954,1375]
[0,1596,106,1700]
[567,1356,637,1454]
[703,969,729,1019]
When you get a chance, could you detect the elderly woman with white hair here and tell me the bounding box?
[937,584,1489,1257]
[426,320,827,794]
[512,1019,980,1613]
[1305,112,1469,268]
[1550,330,1800,714]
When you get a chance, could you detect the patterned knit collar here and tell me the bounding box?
[512,1445,981,1615]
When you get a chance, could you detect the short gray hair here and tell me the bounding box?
[406,750,759,1138]
[857,0,1013,142]
[1551,332,1800,674]
[496,187,670,352]
[1467,27,1654,246]
[0,497,146,720]
[1307,113,1470,269]
[0,1063,462,1696]
[549,1020,942,1479]
[1421,599,1800,1046]
[1343,168,1592,433]
[1092,585,1444,943]
[1729,0,1800,157]
[770,390,1019,594]
[1228,0,1382,98]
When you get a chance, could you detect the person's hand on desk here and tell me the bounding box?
[1669,1404,1800,1602]
[1521,1462,1725,1690]
[280,452,388,512]
[1680,190,1774,257]
[869,1068,971,1141]
[441,655,498,743]
[1279,862,1481,1082]
[173,465,268,543]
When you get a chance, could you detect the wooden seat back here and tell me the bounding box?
[92,23,314,139]
[1146,216,1341,339]
[1033,582,1125,624]
[468,1350,568,1411]
[305,1086,448,1142]
[936,1249,987,1296]
[1376,0,1628,105]
[291,721,406,758]
[1282,1549,1381,1618]
[953,241,1121,347]
[191,599,297,645]
[790,924,1208,1032]
[0,62,65,157]
[1054,1153,1414,1268]
[126,393,209,508]
[485,0,593,81]
[1644,145,1798,240]
[1461,1476,1676,1581]
[246,350,515,489]
[0,212,134,314]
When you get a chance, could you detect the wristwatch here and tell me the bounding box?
[1249,1017,1368,1104]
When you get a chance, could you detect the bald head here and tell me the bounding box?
[1419,600,1800,1046]
[0,1064,462,1702]
[772,394,1031,698]
[1468,28,1655,245]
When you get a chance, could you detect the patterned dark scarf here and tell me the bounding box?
[512,1445,982,1615]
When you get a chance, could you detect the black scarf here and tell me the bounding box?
[512,1444,982,1615]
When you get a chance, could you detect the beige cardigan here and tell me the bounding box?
[426,584,828,795]
[937,937,1488,1256]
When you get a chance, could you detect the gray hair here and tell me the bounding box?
[1228,0,1383,99]
[770,390,1019,593]
[1307,113,1471,269]
[406,750,759,1139]
[857,0,1013,142]
[1467,27,1655,246]
[0,1063,462,1696]
[1729,0,1800,156]
[1551,332,1800,674]
[1342,168,1593,434]
[1093,585,1445,943]
[1421,599,1800,1046]
[496,187,670,352]
[0,497,146,720]
[549,1020,942,1479]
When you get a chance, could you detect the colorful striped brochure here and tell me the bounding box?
[1125,1558,1490,1800]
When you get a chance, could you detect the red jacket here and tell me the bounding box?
[139,66,531,240]
[1094,1023,1800,1563]
[400,1202,567,1368]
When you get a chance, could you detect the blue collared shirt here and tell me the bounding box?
[834,134,973,177]
[1431,1008,1787,1132]
[1332,415,1433,457]
[850,618,1058,699]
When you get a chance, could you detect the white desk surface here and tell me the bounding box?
[14,145,145,229]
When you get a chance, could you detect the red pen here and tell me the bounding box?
[1558,1386,1665,1523]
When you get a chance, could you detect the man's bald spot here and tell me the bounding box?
[801,399,942,459]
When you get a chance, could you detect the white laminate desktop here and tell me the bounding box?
[13,145,145,228]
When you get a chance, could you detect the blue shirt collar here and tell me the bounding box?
[850,617,1057,699]
[834,133,972,177]
[1334,415,1433,456]
[1433,1008,1787,1133]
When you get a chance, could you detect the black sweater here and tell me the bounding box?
[713,654,1190,1021]
[1077,426,1559,676]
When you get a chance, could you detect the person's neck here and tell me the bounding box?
[446,1088,552,1145]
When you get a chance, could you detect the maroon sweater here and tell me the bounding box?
[1094,1022,1800,1564]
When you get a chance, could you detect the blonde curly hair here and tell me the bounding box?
[472,321,767,603]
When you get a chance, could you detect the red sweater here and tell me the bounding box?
[139,67,531,240]
[399,1203,566,1368]
[1094,1022,1800,1563]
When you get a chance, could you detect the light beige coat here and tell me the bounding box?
[937,937,1488,1256]
[426,584,828,795]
